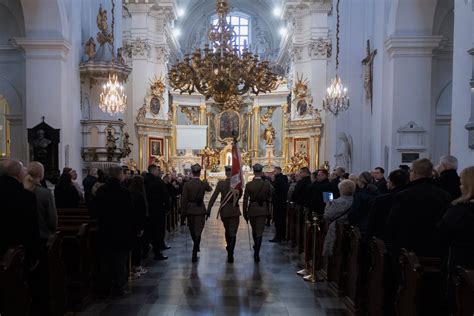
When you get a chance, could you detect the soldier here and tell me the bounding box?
[243,163,273,262]
[180,164,212,262]
[207,165,241,263]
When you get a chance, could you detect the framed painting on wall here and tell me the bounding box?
[148,137,164,164]
[294,138,310,162]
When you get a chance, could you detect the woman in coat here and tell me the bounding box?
[323,180,356,257]
[128,175,148,276]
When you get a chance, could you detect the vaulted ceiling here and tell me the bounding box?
[174,0,285,56]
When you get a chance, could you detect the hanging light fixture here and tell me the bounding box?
[323,0,349,115]
[168,0,278,104]
[98,0,128,115]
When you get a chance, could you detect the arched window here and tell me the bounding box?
[212,13,250,52]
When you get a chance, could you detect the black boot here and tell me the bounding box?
[227,237,236,263]
[196,236,201,252]
[254,237,262,263]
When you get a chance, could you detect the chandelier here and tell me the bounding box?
[323,0,349,115]
[98,0,128,115]
[168,0,278,104]
[99,74,127,115]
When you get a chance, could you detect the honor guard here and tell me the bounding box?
[207,165,241,263]
[180,164,212,262]
[243,163,273,262]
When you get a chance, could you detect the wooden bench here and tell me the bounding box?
[327,222,347,295]
[367,237,386,316]
[0,247,30,316]
[455,266,474,316]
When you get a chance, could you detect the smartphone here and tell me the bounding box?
[323,192,334,203]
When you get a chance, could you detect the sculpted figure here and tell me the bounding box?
[85,37,96,61]
[106,127,118,161]
[262,122,276,146]
[97,5,108,34]
[335,132,352,172]
[122,132,133,158]
[32,129,51,164]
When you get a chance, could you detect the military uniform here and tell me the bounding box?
[180,164,212,262]
[207,166,241,263]
[243,164,273,262]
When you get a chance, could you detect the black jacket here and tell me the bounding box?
[387,178,451,257]
[308,179,333,214]
[348,184,379,234]
[273,173,289,206]
[82,175,97,209]
[144,173,170,217]
[54,183,80,208]
[438,201,474,271]
[291,176,311,206]
[435,169,461,201]
[367,187,405,242]
[130,191,147,235]
[95,177,134,249]
[374,178,388,194]
[0,176,40,265]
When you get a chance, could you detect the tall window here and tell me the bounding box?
[212,14,250,52]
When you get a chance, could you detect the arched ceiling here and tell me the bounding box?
[175,0,285,57]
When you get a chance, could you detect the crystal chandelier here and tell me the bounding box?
[99,74,127,115]
[323,0,349,115]
[168,0,278,104]
[98,0,128,115]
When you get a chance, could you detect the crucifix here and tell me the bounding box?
[361,39,377,113]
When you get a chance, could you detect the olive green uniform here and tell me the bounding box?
[207,178,241,261]
[243,177,272,262]
[180,177,212,260]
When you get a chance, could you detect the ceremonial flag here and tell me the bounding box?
[218,139,243,217]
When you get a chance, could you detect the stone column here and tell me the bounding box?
[281,103,289,164]
[384,35,442,169]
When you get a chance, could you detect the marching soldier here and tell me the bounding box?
[180,164,212,262]
[207,166,241,263]
[243,163,273,262]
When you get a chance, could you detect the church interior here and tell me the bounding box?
[1,0,474,315]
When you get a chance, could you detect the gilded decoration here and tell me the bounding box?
[283,151,309,174]
[201,146,220,172]
[292,73,314,117]
[180,106,199,125]
[215,110,242,142]
[96,4,113,45]
[259,106,276,125]
[222,95,242,111]
[147,76,165,116]
[262,122,276,146]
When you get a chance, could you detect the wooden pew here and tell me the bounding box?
[0,247,30,316]
[455,267,474,316]
[287,202,297,247]
[345,226,362,307]
[367,237,386,316]
[395,249,443,316]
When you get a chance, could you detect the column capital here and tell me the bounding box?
[12,37,71,61]
[385,35,444,59]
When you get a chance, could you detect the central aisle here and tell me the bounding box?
[82,212,349,316]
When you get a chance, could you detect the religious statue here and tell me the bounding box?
[117,47,125,64]
[361,39,377,110]
[96,4,108,34]
[122,132,133,158]
[84,37,96,61]
[241,150,251,167]
[106,127,118,161]
[32,129,51,165]
[262,122,276,146]
[136,103,147,122]
[335,132,352,172]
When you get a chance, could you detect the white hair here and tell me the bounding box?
[440,155,458,170]
[338,179,356,196]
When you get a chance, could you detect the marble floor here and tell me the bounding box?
[80,214,349,316]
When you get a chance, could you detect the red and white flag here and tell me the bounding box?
[218,140,243,217]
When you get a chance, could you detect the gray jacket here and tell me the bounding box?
[34,185,57,240]
[323,195,353,257]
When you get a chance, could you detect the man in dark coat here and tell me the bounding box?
[143,164,170,260]
[270,166,289,242]
[367,169,409,243]
[373,167,388,194]
[291,167,311,207]
[0,159,40,268]
[387,159,451,258]
[308,169,334,215]
[82,167,98,212]
[434,155,461,201]
[94,165,134,297]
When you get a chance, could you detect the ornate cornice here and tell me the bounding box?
[11,37,71,61]
[307,38,331,58]
[123,38,151,58]
[385,36,443,58]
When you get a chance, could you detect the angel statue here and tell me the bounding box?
[84,37,96,61]
[262,122,276,146]
[96,4,108,34]
[122,132,133,158]
[335,132,352,172]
